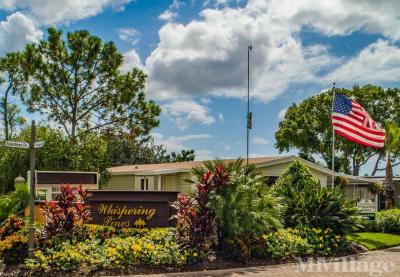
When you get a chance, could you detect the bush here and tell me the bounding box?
[0,183,29,223]
[261,228,311,260]
[0,232,28,264]
[376,209,400,233]
[296,226,348,256]
[174,159,283,260]
[42,184,92,239]
[274,161,358,235]
[356,217,377,232]
[0,214,25,239]
[369,182,383,195]
[210,160,283,239]
[0,215,28,264]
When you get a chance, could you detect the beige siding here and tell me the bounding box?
[177,173,193,194]
[105,175,135,190]
[163,175,177,191]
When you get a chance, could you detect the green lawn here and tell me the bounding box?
[347,232,400,251]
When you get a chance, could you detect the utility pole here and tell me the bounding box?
[247,45,252,165]
[28,120,36,259]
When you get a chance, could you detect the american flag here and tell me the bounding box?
[332,93,385,148]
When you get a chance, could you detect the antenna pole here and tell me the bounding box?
[247,45,252,165]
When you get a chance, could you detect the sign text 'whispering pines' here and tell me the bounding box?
[97,203,156,228]
[86,190,179,228]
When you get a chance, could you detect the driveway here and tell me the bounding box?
[131,246,400,277]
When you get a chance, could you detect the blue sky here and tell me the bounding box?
[1,0,400,175]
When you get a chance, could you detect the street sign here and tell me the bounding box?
[5,141,29,149]
[34,141,45,149]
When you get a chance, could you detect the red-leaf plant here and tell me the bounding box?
[172,163,230,256]
[42,184,92,240]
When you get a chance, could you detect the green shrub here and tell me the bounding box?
[274,161,358,235]
[356,217,377,232]
[376,209,400,233]
[261,228,311,260]
[180,159,283,260]
[210,160,283,239]
[296,226,348,255]
[0,183,29,223]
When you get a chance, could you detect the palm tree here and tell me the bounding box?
[383,123,400,209]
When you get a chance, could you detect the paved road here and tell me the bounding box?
[131,246,400,277]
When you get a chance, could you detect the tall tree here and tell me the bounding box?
[0,53,27,140]
[165,149,195,162]
[22,28,160,139]
[383,123,400,209]
[0,101,26,139]
[275,85,400,175]
[105,132,196,166]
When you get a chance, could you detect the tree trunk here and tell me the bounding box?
[2,87,10,140]
[372,153,383,176]
[385,155,394,209]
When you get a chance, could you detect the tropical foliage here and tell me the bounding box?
[173,159,283,259]
[42,184,92,239]
[274,161,358,235]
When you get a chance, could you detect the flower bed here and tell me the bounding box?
[25,227,196,273]
[0,160,362,275]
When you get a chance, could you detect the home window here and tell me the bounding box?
[140,178,149,191]
[51,187,60,200]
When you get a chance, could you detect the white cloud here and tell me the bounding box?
[218,112,224,122]
[145,1,337,102]
[118,27,139,45]
[162,99,215,130]
[120,49,143,72]
[195,149,214,160]
[200,97,211,104]
[0,0,132,25]
[252,136,269,145]
[0,12,42,55]
[158,10,177,22]
[152,132,213,160]
[145,0,400,102]
[325,40,400,84]
[158,0,182,22]
[278,108,287,120]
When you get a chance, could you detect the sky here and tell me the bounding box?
[1,0,400,174]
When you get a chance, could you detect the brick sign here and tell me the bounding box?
[86,190,179,228]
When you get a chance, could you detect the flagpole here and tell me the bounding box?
[246,45,252,165]
[332,82,336,186]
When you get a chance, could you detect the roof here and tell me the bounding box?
[107,155,375,184]
[108,155,294,175]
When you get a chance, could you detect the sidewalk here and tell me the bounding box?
[128,246,400,277]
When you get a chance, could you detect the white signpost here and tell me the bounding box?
[3,121,44,259]
[5,141,30,149]
[34,141,45,149]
